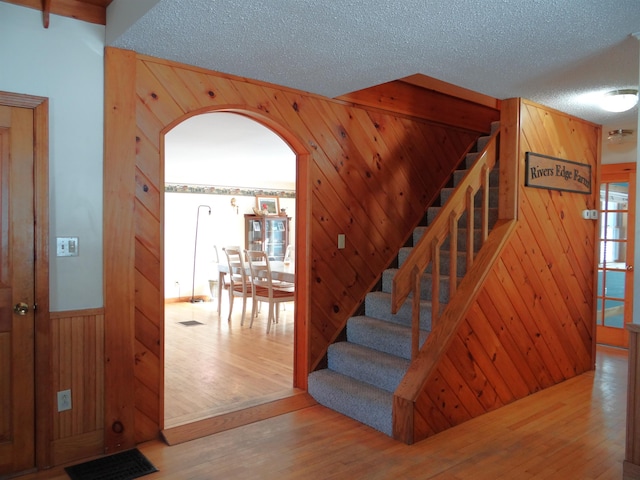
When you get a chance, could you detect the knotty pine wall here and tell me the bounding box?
[49,309,104,465]
[103,47,500,451]
[406,98,600,443]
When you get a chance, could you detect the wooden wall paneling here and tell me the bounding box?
[401,74,501,110]
[337,80,500,133]
[144,63,204,113]
[133,60,165,444]
[493,248,565,384]
[171,67,235,107]
[368,115,438,201]
[456,319,516,405]
[444,334,502,412]
[340,107,424,223]
[136,61,187,129]
[505,228,577,379]
[436,355,487,417]
[465,302,531,399]
[319,100,415,236]
[104,47,137,453]
[311,195,374,300]
[306,106,385,240]
[517,193,592,371]
[475,284,543,393]
[133,337,160,406]
[104,50,501,446]
[423,366,473,426]
[403,100,597,444]
[50,311,104,465]
[310,100,404,255]
[412,392,453,436]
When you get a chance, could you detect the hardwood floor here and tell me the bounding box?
[19,345,628,479]
[164,298,295,428]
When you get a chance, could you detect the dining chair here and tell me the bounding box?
[212,245,231,314]
[245,249,295,333]
[222,246,252,325]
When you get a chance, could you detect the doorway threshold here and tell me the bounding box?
[161,389,315,445]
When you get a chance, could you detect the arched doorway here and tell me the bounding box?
[163,112,298,429]
[161,111,308,439]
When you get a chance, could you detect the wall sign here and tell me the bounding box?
[525,152,591,194]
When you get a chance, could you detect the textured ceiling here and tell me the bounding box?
[108,0,640,129]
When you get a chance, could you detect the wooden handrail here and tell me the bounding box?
[391,128,500,358]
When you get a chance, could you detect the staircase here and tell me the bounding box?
[308,123,500,437]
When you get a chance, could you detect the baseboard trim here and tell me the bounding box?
[161,391,316,445]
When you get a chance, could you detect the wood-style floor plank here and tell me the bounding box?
[18,345,628,479]
[164,299,295,428]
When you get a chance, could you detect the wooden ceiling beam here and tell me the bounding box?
[42,0,51,28]
[3,0,110,26]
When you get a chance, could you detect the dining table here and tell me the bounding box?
[215,259,294,315]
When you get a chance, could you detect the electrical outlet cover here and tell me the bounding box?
[57,389,72,412]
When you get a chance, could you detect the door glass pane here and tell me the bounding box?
[603,299,624,328]
[604,269,625,299]
[597,181,629,330]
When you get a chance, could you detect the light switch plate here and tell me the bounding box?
[57,237,79,257]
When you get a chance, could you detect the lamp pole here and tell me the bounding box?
[190,204,211,303]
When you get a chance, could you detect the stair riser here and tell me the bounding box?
[398,248,468,277]
[411,228,483,252]
[365,291,433,330]
[382,269,456,303]
[453,168,499,187]
[306,126,500,439]
[347,316,428,360]
[440,187,499,208]
[427,206,498,226]
[327,343,409,393]
[308,370,393,436]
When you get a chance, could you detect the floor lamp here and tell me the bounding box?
[190,204,211,303]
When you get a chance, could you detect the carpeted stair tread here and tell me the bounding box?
[328,342,410,393]
[307,126,500,438]
[347,315,429,360]
[307,369,393,436]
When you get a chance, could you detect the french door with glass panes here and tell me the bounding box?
[597,163,636,348]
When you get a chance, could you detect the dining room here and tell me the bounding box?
[163,112,298,432]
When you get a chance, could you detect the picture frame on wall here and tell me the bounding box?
[256,195,279,214]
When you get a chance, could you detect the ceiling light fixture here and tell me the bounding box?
[601,89,639,112]
[607,128,634,144]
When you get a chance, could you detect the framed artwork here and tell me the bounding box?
[256,195,279,214]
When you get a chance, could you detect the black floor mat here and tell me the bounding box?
[64,448,157,480]
[179,320,204,326]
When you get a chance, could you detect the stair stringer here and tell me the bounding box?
[392,219,517,444]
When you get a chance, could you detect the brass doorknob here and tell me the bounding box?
[13,302,29,315]
[627,265,634,272]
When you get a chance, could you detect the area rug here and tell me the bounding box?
[178,320,203,326]
[64,448,157,480]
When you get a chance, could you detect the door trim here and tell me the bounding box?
[598,162,635,348]
[0,91,50,469]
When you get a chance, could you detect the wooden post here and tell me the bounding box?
[411,266,420,360]
[103,47,137,453]
[624,324,640,479]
